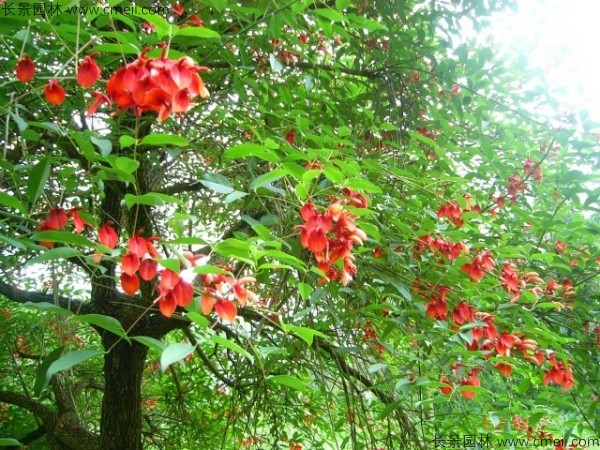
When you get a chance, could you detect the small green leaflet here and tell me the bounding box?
[269,375,308,391]
[27,247,82,266]
[210,335,253,362]
[141,134,188,147]
[26,157,51,209]
[223,144,280,163]
[76,314,130,341]
[160,343,196,371]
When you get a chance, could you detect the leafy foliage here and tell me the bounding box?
[0,0,598,449]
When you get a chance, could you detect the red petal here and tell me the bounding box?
[173,280,194,307]
[201,293,216,315]
[215,299,237,323]
[47,207,68,230]
[121,253,140,276]
[159,293,177,318]
[300,202,317,221]
[128,236,148,258]
[308,231,328,253]
[121,273,140,295]
[71,212,85,233]
[160,269,180,290]
[139,259,158,281]
[99,223,118,249]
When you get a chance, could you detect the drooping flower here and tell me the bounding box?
[461,251,495,282]
[439,376,453,395]
[500,263,521,303]
[121,273,140,295]
[16,55,35,82]
[139,259,158,281]
[47,206,68,230]
[460,368,481,399]
[77,55,101,87]
[437,201,464,227]
[285,129,296,145]
[98,222,118,249]
[44,79,66,105]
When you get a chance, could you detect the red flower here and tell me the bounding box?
[44,79,66,105]
[461,251,494,282]
[16,55,35,82]
[460,368,481,399]
[185,14,205,27]
[98,223,118,249]
[495,362,512,377]
[342,188,368,208]
[121,254,140,276]
[46,206,68,230]
[139,259,158,281]
[500,263,521,303]
[437,201,464,227]
[452,301,475,325]
[128,234,148,258]
[439,376,453,395]
[121,273,140,295]
[171,3,184,15]
[543,355,574,391]
[214,299,237,323]
[67,207,86,233]
[77,55,101,87]
[37,220,55,248]
[86,91,112,116]
[285,129,296,145]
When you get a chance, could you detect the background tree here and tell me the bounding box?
[0,0,598,449]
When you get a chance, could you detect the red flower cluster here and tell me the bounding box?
[200,271,257,323]
[425,285,450,320]
[416,235,465,262]
[500,263,521,303]
[88,48,209,121]
[37,206,87,248]
[437,201,464,227]
[461,251,495,282]
[523,158,543,182]
[507,174,525,203]
[543,354,574,391]
[298,191,368,285]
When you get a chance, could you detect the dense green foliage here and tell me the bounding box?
[0,0,598,449]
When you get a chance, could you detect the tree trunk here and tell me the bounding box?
[99,337,148,450]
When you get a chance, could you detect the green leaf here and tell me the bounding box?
[175,27,220,40]
[0,438,23,447]
[210,335,253,362]
[0,192,27,213]
[33,346,65,396]
[250,169,290,191]
[119,135,137,148]
[47,349,103,381]
[91,137,112,156]
[124,193,183,209]
[298,282,313,301]
[27,247,82,266]
[77,314,130,341]
[160,343,196,372]
[23,302,73,316]
[31,231,96,248]
[223,144,280,163]
[186,312,209,329]
[313,8,346,22]
[268,375,308,391]
[113,157,140,174]
[131,336,166,352]
[287,325,326,346]
[158,258,181,272]
[26,157,51,208]
[141,134,188,147]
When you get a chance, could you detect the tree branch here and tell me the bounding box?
[0,279,90,315]
[0,390,56,422]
